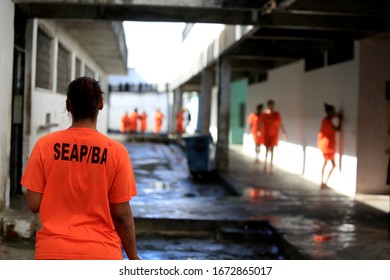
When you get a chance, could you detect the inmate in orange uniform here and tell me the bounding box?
[154,110,164,134]
[120,113,131,133]
[262,111,282,147]
[247,112,264,145]
[129,111,139,133]
[317,117,336,160]
[140,112,147,133]
[176,110,185,133]
[21,127,137,259]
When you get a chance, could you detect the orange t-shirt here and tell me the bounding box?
[154,112,163,133]
[129,112,139,131]
[21,128,137,260]
[247,113,264,145]
[120,114,131,133]
[317,117,336,159]
[140,113,147,132]
[176,111,184,133]
[262,111,282,147]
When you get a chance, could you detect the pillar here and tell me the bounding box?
[200,68,213,134]
[171,87,183,134]
[216,57,231,171]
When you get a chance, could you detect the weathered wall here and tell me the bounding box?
[356,40,390,194]
[0,0,15,210]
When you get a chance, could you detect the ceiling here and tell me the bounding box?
[14,0,390,83]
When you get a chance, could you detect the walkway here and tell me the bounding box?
[224,145,390,259]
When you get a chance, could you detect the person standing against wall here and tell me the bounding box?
[154,108,164,137]
[21,77,140,260]
[318,103,342,189]
[120,111,131,134]
[129,108,140,140]
[262,99,287,173]
[247,104,264,163]
[140,111,147,139]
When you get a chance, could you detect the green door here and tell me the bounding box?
[230,79,248,144]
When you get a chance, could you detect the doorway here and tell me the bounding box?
[9,7,27,199]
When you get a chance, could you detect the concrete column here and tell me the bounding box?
[171,87,183,134]
[216,57,231,171]
[200,68,213,134]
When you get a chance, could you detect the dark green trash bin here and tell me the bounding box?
[183,134,215,176]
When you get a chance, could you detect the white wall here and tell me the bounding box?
[108,91,169,133]
[356,40,390,194]
[245,55,359,195]
[0,0,14,210]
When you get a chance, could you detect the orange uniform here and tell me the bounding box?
[247,112,264,145]
[120,114,131,133]
[262,111,282,147]
[21,128,137,259]
[154,111,164,134]
[129,111,139,132]
[176,111,185,133]
[140,113,147,133]
[317,117,336,160]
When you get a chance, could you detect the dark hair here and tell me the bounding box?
[267,99,275,106]
[324,103,335,114]
[256,104,264,111]
[67,76,103,121]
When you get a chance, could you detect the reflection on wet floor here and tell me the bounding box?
[132,237,285,260]
[126,142,290,259]
[243,188,282,203]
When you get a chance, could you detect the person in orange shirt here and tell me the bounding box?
[21,77,140,260]
[176,108,186,135]
[129,108,140,136]
[318,103,342,189]
[154,108,164,136]
[247,104,264,162]
[140,111,147,136]
[262,99,287,173]
[119,111,131,134]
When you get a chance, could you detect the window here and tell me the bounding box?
[75,57,81,78]
[85,65,95,79]
[36,28,53,89]
[57,43,71,94]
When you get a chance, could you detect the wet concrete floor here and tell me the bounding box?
[1,140,390,260]
[126,142,287,260]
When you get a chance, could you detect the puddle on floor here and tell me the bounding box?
[130,236,285,260]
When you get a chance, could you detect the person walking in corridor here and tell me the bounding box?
[21,76,140,260]
[154,108,164,137]
[318,103,342,189]
[247,104,264,163]
[262,99,287,173]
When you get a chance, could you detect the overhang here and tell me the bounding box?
[56,20,128,75]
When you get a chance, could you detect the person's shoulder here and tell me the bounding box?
[96,132,127,149]
[37,130,65,143]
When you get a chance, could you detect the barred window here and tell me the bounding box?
[85,65,95,79]
[36,29,53,90]
[75,57,81,78]
[57,43,71,94]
